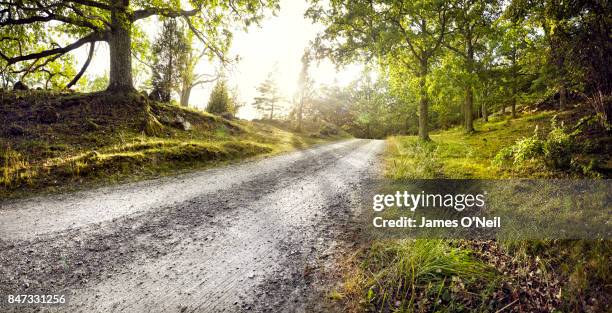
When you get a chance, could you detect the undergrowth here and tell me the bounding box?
[335,108,611,312]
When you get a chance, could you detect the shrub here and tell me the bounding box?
[493,127,543,166]
[494,117,578,171]
[542,118,576,169]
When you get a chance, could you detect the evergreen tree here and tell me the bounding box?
[253,72,281,120]
[149,19,188,102]
[206,80,233,114]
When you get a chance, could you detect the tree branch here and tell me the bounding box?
[183,16,227,64]
[132,7,200,21]
[1,31,106,65]
[0,12,101,30]
[66,41,94,89]
[430,6,448,55]
[395,19,423,63]
[65,0,111,10]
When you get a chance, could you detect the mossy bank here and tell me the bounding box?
[0,91,348,199]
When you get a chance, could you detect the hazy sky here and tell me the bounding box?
[81,0,361,119]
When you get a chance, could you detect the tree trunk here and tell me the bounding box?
[418,58,430,141]
[556,45,567,110]
[511,48,518,118]
[464,41,474,132]
[107,1,135,92]
[180,85,192,107]
[559,84,567,110]
[482,102,488,122]
[465,86,474,132]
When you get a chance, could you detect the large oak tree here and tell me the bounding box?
[0,0,279,92]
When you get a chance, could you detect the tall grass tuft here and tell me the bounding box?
[360,239,495,312]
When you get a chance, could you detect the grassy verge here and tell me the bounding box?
[331,108,611,312]
[0,91,348,199]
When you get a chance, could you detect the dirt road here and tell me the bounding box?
[0,139,383,312]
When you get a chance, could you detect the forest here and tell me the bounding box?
[1,0,610,141]
[0,0,611,312]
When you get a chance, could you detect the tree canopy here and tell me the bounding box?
[0,0,280,91]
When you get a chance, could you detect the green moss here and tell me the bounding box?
[0,92,346,198]
[386,111,556,179]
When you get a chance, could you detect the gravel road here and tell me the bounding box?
[0,139,383,313]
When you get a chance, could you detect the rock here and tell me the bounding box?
[160,114,192,131]
[175,115,192,131]
[13,81,29,91]
[221,112,235,120]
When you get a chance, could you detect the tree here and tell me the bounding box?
[294,50,314,131]
[149,19,188,102]
[307,0,449,141]
[446,0,500,131]
[253,72,281,120]
[0,0,279,92]
[206,79,233,115]
[177,32,218,107]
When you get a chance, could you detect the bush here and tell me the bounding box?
[494,117,578,170]
[542,118,576,169]
[493,128,543,166]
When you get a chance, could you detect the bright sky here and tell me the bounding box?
[80,0,362,119]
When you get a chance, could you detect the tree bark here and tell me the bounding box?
[482,102,488,122]
[180,85,192,107]
[511,47,518,118]
[418,58,430,141]
[107,1,135,92]
[559,84,567,110]
[482,84,489,122]
[465,85,474,132]
[464,41,474,132]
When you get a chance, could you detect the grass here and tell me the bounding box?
[359,240,495,312]
[0,90,348,199]
[386,109,610,179]
[335,108,611,312]
[385,111,555,179]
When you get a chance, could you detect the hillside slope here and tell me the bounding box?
[0,91,347,198]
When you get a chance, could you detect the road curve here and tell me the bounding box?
[0,139,383,312]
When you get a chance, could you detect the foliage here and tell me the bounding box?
[0,0,280,90]
[206,79,235,115]
[494,116,580,171]
[253,71,282,120]
[149,19,188,102]
[308,0,450,140]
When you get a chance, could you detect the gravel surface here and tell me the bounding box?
[0,139,383,313]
